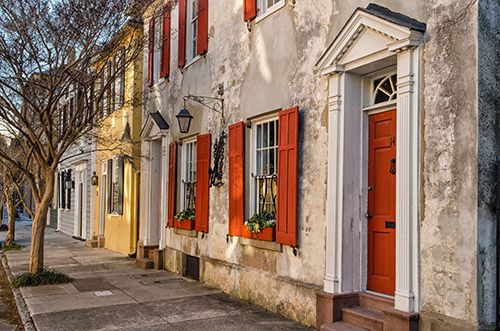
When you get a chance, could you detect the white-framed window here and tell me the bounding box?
[181,139,197,211]
[371,73,398,105]
[154,15,162,83]
[113,47,125,111]
[257,0,285,20]
[250,116,279,217]
[110,156,120,214]
[185,0,198,63]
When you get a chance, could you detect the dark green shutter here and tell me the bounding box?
[107,159,112,214]
[66,169,72,210]
[118,156,124,215]
[61,172,66,209]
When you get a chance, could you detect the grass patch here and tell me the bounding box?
[12,270,71,287]
[2,243,21,252]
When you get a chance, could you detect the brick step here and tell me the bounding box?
[148,249,155,259]
[135,257,154,269]
[359,293,394,312]
[321,321,368,331]
[85,240,98,248]
[342,306,384,331]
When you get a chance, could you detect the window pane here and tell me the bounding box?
[269,121,274,147]
[263,148,268,174]
[257,124,261,149]
[257,150,262,175]
[263,122,268,147]
[269,147,275,174]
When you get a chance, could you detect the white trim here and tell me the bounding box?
[183,54,202,69]
[256,0,286,23]
[249,115,279,219]
[321,7,423,313]
[363,100,397,115]
[99,161,106,237]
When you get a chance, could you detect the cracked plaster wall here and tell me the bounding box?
[138,0,500,328]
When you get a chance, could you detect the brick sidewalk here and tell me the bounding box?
[1,222,312,331]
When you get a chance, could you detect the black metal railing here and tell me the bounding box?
[255,173,277,217]
[184,181,196,210]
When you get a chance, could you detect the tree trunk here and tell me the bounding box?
[29,170,55,273]
[5,193,15,246]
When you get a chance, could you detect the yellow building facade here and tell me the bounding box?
[91,22,143,256]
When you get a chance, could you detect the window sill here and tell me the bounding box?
[183,55,202,70]
[239,236,282,252]
[173,228,198,238]
[256,0,286,24]
[109,213,121,217]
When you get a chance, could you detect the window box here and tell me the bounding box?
[174,218,195,230]
[242,227,276,242]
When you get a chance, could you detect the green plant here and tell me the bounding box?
[174,208,195,222]
[12,269,71,287]
[244,210,276,234]
[2,243,21,252]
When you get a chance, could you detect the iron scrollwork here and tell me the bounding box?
[209,131,226,187]
[256,173,278,217]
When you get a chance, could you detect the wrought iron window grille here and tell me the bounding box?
[253,173,278,217]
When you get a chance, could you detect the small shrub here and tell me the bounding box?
[12,270,71,287]
[2,243,21,252]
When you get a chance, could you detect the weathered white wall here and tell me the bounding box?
[138,0,499,328]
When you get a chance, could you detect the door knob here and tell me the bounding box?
[368,186,373,191]
[365,213,373,218]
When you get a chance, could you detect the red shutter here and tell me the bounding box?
[197,0,208,55]
[244,0,257,21]
[161,5,171,78]
[148,18,154,85]
[195,134,211,233]
[178,0,187,68]
[276,107,299,246]
[168,142,177,227]
[228,122,245,237]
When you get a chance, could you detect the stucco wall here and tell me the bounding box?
[141,0,331,326]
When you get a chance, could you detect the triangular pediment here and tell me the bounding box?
[140,111,169,139]
[317,4,425,74]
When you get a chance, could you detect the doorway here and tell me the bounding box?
[367,109,396,295]
[148,139,162,245]
[99,161,106,237]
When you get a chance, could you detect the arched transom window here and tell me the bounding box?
[372,74,397,104]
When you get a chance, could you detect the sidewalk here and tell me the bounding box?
[1,222,312,331]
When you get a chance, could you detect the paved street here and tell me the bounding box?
[1,221,312,331]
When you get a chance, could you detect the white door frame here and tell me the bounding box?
[99,160,106,237]
[318,9,424,313]
[74,163,87,240]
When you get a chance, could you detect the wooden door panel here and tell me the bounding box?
[367,110,396,296]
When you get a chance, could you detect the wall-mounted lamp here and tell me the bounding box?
[175,84,224,134]
[91,172,98,186]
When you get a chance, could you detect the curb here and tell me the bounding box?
[1,253,36,331]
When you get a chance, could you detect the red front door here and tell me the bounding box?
[367,110,396,296]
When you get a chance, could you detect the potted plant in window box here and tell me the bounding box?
[243,210,276,242]
[174,209,195,230]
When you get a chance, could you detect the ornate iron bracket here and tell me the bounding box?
[182,84,225,125]
[209,131,226,187]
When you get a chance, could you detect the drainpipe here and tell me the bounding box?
[496,156,500,331]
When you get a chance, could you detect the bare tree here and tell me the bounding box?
[0,0,144,272]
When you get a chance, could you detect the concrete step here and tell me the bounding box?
[342,306,384,331]
[135,257,154,269]
[321,321,368,331]
[85,240,98,248]
[359,293,394,312]
[148,249,155,259]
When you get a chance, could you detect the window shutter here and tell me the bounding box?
[66,169,72,210]
[197,0,208,55]
[195,134,211,233]
[178,0,187,68]
[276,107,299,246]
[161,5,171,78]
[107,159,113,214]
[244,0,257,21]
[168,142,177,227]
[148,18,155,86]
[117,156,124,215]
[61,172,66,209]
[228,122,245,237]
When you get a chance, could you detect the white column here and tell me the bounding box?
[159,136,168,249]
[394,46,420,312]
[324,73,345,293]
[145,140,152,246]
